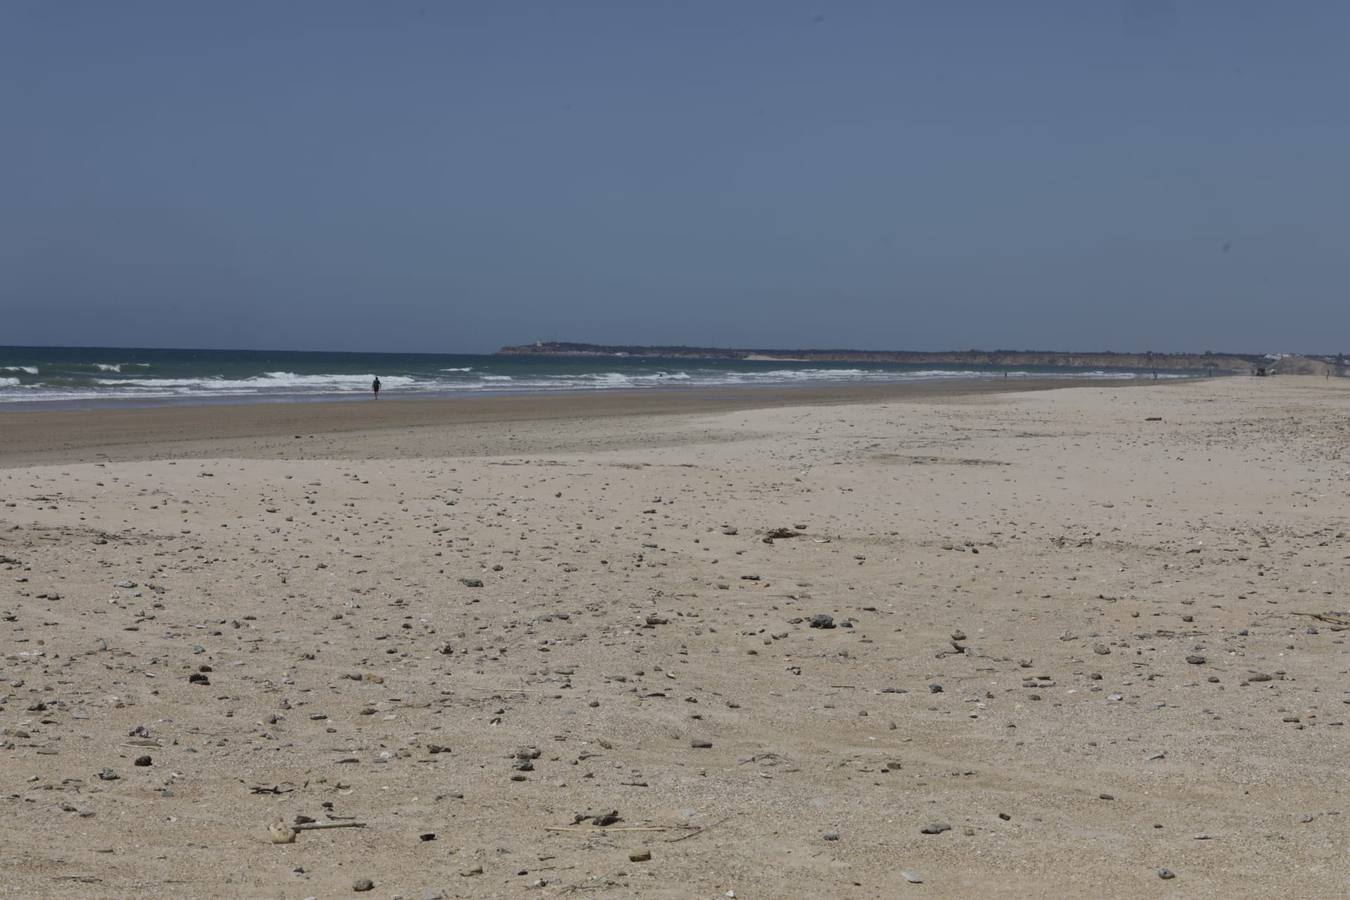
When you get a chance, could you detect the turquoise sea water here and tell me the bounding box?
[0,346,1194,407]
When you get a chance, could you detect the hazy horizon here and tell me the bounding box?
[0,339,1299,358]
[4,2,1349,354]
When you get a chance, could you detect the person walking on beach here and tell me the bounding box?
[372,376,381,398]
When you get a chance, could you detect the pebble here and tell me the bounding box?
[808,614,835,629]
[928,683,943,694]
[920,822,951,835]
[901,871,924,884]
[268,821,297,844]
[823,830,840,841]
[352,877,374,892]
[134,755,152,767]
[1157,868,1176,880]
[1185,655,1206,665]
[629,849,652,862]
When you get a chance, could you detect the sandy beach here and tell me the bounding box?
[2,375,1348,899]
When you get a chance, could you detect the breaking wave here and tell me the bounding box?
[0,359,1197,406]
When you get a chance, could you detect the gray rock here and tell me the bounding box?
[808,614,835,629]
[353,878,374,892]
[823,830,840,841]
[1157,868,1176,880]
[920,822,951,835]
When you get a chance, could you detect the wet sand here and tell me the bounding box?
[0,378,1110,466]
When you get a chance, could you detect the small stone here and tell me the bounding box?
[188,672,210,685]
[353,877,374,892]
[808,614,835,629]
[134,755,152,767]
[822,830,840,841]
[629,849,652,862]
[1093,643,1111,655]
[268,820,297,844]
[690,740,713,748]
[460,866,484,877]
[928,683,943,694]
[460,578,484,588]
[97,768,119,781]
[920,822,951,835]
[1157,868,1175,880]
[901,871,924,884]
[1185,655,1205,665]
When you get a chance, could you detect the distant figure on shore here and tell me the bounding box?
[372,377,381,398]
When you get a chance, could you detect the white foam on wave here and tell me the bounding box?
[92,372,419,393]
[1,366,38,374]
[440,367,473,372]
[0,364,1198,405]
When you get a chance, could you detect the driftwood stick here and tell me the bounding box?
[664,815,735,843]
[1292,611,1350,625]
[294,821,367,831]
[544,825,679,834]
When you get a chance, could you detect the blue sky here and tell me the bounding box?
[3,1,1348,353]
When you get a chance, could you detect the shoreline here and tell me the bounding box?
[0,377,1162,466]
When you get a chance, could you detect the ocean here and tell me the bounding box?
[0,346,1192,407]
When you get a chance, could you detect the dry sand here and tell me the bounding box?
[1,376,1347,899]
